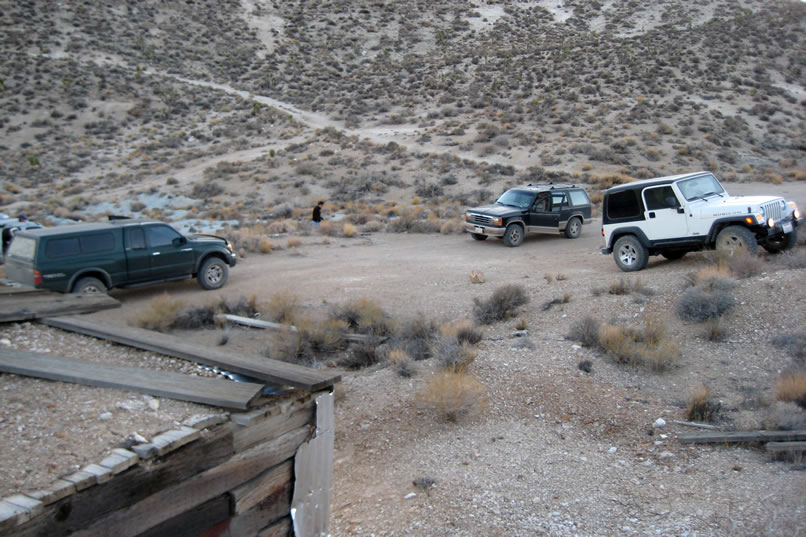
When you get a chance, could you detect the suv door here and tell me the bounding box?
[144,224,195,279]
[529,192,565,229]
[640,185,688,240]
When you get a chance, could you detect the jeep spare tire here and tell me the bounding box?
[715,225,758,256]
[504,224,524,247]
[613,235,648,272]
[199,257,229,290]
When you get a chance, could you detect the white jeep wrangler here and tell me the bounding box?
[601,171,801,272]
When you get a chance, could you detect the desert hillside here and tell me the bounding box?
[1,0,805,225]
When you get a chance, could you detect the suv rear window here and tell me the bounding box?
[607,190,642,220]
[7,236,36,261]
[568,190,590,207]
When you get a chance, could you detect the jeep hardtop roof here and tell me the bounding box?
[605,171,713,194]
[15,219,165,238]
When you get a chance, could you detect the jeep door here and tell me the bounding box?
[640,185,688,240]
[529,192,565,230]
[144,224,195,279]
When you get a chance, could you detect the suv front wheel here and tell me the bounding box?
[613,235,648,272]
[504,224,524,247]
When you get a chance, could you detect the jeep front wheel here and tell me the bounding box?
[613,235,648,272]
[503,224,524,247]
[564,217,582,239]
[198,257,229,290]
[762,228,797,253]
[716,225,758,256]
[471,233,488,241]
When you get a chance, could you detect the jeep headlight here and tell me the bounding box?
[790,202,801,220]
[767,217,775,228]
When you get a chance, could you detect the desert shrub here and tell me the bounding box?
[764,401,806,431]
[418,370,486,422]
[339,342,381,370]
[265,327,304,363]
[514,317,528,331]
[777,250,806,270]
[132,293,186,332]
[702,318,727,342]
[578,359,592,373]
[676,287,735,322]
[440,319,484,345]
[389,349,416,378]
[597,318,679,371]
[259,237,273,253]
[190,180,224,199]
[775,372,806,409]
[688,265,737,291]
[331,298,394,336]
[266,291,299,324]
[361,220,385,233]
[394,314,438,361]
[686,384,720,422]
[599,277,654,296]
[770,332,806,364]
[543,292,572,311]
[434,336,476,373]
[174,295,259,329]
[473,284,530,324]
[343,223,358,237]
[287,236,302,248]
[439,219,464,234]
[267,219,295,234]
[724,250,765,279]
[300,318,350,353]
[567,316,601,347]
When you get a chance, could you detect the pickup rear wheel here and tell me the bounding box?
[72,277,107,295]
[716,225,758,256]
[470,233,488,241]
[564,217,582,239]
[503,224,524,247]
[199,257,228,290]
[613,235,648,272]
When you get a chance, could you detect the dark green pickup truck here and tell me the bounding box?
[4,219,237,293]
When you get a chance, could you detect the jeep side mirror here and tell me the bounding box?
[677,207,685,214]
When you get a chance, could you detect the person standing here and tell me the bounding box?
[312,200,324,231]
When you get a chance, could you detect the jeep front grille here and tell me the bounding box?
[468,214,495,225]
[763,201,782,222]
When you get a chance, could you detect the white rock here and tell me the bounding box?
[147,399,160,411]
[404,493,417,500]
[99,412,113,421]
[608,447,617,454]
[652,418,666,428]
[0,338,10,346]
[130,432,147,444]
[659,451,675,461]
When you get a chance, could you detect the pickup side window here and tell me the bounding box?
[126,228,146,250]
[79,232,115,253]
[607,189,642,220]
[45,237,81,258]
[643,186,680,211]
[146,224,182,247]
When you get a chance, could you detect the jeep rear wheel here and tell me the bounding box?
[72,277,107,295]
[199,257,228,290]
[613,235,648,272]
[762,228,797,253]
[564,217,582,239]
[503,224,524,247]
[471,233,488,241]
[716,225,758,256]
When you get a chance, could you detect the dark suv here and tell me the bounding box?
[465,184,592,247]
[4,218,237,293]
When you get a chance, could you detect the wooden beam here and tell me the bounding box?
[0,292,119,323]
[765,441,806,453]
[136,494,231,537]
[43,316,340,391]
[216,313,382,343]
[0,349,264,410]
[678,430,806,444]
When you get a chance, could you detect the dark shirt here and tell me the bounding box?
[312,206,322,222]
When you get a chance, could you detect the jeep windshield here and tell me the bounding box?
[495,189,535,209]
[677,175,726,202]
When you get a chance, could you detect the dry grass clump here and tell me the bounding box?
[331,297,394,336]
[770,331,806,364]
[389,349,416,378]
[297,317,350,353]
[433,336,477,373]
[469,270,485,284]
[132,293,186,331]
[391,314,439,361]
[439,219,464,234]
[338,341,382,370]
[343,222,358,237]
[594,277,654,297]
[597,317,679,371]
[440,318,484,345]
[266,291,300,324]
[775,372,806,409]
[702,317,727,342]
[688,265,737,291]
[567,316,601,347]
[287,236,302,248]
[676,286,735,322]
[472,284,530,324]
[686,384,720,422]
[777,249,806,270]
[418,370,487,422]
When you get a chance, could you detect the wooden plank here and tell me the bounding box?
[678,430,806,444]
[135,494,231,537]
[765,441,806,452]
[43,316,340,391]
[74,426,310,537]
[0,499,30,532]
[231,460,293,515]
[24,479,76,506]
[672,420,718,430]
[234,402,314,453]
[98,449,140,475]
[0,348,264,410]
[12,426,235,537]
[0,292,119,323]
[0,282,47,296]
[257,517,292,537]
